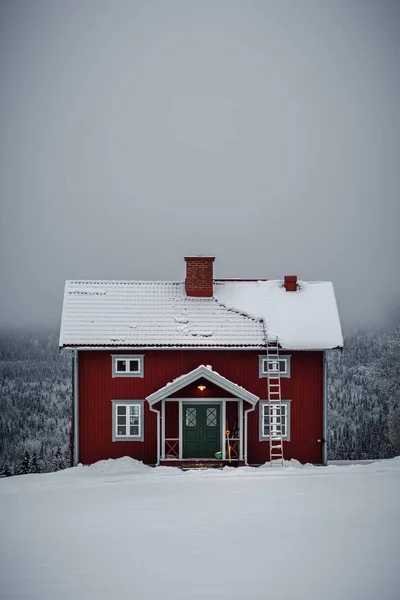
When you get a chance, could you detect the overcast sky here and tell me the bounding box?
[0,0,399,332]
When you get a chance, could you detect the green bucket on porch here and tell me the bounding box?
[214,451,222,460]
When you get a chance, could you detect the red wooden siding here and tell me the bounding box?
[246,352,323,465]
[165,402,179,439]
[226,402,239,434]
[78,350,323,465]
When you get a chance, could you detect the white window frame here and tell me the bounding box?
[111,400,144,442]
[111,355,144,378]
[259,400,291,441]
[259,355,291,378]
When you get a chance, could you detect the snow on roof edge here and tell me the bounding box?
[58,281,69,349]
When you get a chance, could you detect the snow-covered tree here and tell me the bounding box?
[30,451,40,474]
[19,449,31,475]
[388,408,400,454]
[0,462,12,477]
[371,326,400,404]
[53,447,65,471]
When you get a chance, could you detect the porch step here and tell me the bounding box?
[182,461,225,470]
[160,460,244,469]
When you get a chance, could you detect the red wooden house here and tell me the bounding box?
[59,256,343,467]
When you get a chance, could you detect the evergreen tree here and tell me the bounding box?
[30,451,40,474]
[388,407,400,453]
[19,449,31,475]
[0,462,12,477]
[370,327,400,405]
[53,447,65,471]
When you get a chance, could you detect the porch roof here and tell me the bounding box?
[146,365,259,406]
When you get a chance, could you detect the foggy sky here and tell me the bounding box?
[0,0,399,332]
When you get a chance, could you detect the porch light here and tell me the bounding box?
[197,384,206,392]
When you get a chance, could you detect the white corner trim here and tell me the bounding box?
[73,350,79,466]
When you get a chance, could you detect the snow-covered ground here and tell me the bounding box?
[1,458,399,600]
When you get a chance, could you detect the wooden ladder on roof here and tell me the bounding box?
[266,338,284,467]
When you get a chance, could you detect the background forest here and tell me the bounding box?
[0,327,399,475]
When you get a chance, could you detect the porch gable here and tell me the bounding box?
[146,364,259,406]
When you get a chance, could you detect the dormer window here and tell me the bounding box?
[111,355,144,378]
[259,355,291,378]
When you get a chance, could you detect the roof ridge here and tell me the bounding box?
[66,279,332,286]
[67,280,183,285]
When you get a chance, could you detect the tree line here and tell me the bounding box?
[0,332,71,476]
[0,326,399,476]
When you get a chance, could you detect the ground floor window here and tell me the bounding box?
[260,401,291,441]
[111,400,144,441]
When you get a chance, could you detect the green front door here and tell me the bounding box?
[182,404,221,459]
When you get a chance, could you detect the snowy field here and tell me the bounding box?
[1,458,400,600]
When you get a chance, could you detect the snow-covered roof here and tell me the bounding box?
[146,365,259,406]
[215,280,343,350]
[59,279,343,350]
[59,281,265,348]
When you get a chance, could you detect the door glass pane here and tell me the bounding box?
[206,407,217,427]
[186,407,196,427]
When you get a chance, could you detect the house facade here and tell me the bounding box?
[59,256,343,467]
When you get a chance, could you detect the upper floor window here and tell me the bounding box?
[111,355,144,378]
[259,355,291,378]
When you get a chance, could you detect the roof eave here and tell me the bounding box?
[59,343,267,350]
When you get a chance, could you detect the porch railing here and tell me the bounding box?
[164,438,179,459]
[163,437,241,461]
[226,437,240,461]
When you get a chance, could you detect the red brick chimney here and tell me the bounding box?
[185,256,215,297]
[284,275,297,292]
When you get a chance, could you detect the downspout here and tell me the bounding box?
[70,350,74,467]
[244,404,256,465]
[149,404,161,466]
[322,351,328,466]
[73,350,79,466]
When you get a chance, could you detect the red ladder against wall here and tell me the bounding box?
[267,339,284,467]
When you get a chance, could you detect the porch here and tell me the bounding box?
[146,364,260,466]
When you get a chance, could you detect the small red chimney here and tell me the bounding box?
[185,256,215,297]
[284,275,297,292]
